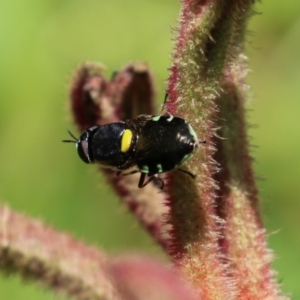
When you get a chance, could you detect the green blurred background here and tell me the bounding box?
[0,1,299,299]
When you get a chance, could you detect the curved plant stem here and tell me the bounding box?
[0,205,121,300]
[165,0,287,299]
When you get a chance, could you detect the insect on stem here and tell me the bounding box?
[62,114,202,188]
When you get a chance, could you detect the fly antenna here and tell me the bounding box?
[62,130,78,143]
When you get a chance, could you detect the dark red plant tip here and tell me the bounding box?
[70,62,110,131]
[70,62,157,133]
[111,62,156,119]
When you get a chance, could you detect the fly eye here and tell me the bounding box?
[77,139,91,164]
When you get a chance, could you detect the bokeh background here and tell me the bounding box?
[0,1,299,299]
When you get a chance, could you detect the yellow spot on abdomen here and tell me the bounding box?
[121,129,133,153]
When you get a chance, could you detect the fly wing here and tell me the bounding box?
[135,125,172,158]
[132,124,182,173]
[124,116,195,174]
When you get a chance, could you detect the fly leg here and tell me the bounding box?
[138,173,164,189]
